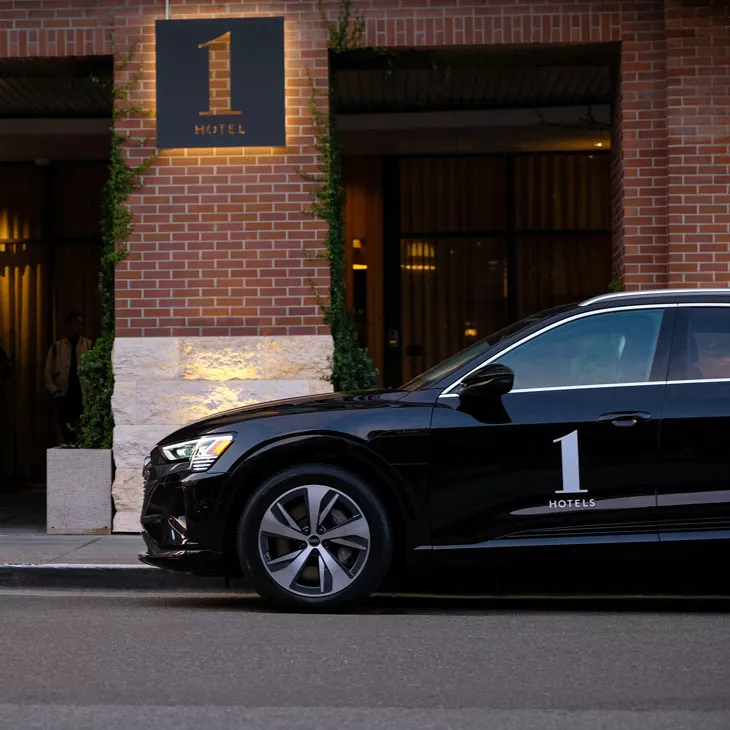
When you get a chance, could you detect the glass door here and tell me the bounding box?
[381,153,612,388]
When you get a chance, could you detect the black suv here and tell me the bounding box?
[140,289,730,610]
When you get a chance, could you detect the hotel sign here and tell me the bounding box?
[155,17,285,149]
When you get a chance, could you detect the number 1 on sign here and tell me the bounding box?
[554,430,587,494]
[198,31,242,117]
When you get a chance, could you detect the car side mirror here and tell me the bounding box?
[459,364,514,399]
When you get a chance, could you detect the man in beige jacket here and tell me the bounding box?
[44,312,92,444]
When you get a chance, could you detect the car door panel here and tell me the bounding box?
[428,306,673,556]
[430,385,663,549]
[658,306,730,544]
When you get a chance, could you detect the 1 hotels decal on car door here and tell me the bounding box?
[551,430,596,510]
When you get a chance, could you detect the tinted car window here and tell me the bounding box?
[495,309,664,390]
[402,305,573,390]
[669,307,730,381]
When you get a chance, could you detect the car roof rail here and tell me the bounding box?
[580,288,730,307]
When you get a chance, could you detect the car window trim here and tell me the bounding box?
[676,303,730,308]
[439,303,677,398]
[502,381,667,395]
[666,377,730,386]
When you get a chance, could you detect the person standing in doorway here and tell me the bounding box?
[44,312,92,445]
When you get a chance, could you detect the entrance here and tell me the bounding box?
[336,44,617,387]
[0,57,111,528]
[385,153,611,385]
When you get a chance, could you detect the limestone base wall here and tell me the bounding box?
[111,335,333,532]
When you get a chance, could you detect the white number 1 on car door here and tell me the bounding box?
[554,430,587,494]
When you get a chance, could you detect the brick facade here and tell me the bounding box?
[666,0,730,285]
[1,0,729,330]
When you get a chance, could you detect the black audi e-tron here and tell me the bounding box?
[140,289,730,610]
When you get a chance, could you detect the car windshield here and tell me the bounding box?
[402,304,574,390]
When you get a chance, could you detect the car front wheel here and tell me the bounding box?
[237,464,393,611]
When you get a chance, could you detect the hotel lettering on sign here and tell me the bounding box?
[195,123,247,137]
[155,17,285,149]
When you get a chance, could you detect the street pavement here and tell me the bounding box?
[0,589,728,730]
[0,533,232,590]
[0,533,145,565]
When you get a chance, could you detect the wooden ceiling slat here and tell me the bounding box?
[331,45,617,115]
[333,62,613,115]
[0,57,113,118]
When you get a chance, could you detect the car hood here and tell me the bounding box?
[158,389,409,445]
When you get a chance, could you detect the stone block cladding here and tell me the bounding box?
[111,335,332,532]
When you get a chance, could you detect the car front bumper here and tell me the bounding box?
[138,450,231,577]
[139,531,225,576]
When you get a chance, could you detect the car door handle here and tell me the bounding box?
[597,411,652,427]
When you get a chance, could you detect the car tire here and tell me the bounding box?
[237,464,393,612]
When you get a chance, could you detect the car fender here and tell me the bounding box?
[217,431,429,564]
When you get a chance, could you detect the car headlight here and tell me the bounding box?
[161,440,198,462]
[161,433,234,472]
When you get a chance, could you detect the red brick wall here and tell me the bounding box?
[1,0,727,333]
[618,1,669,289]
[115,3,331,337]
[666,0,730,286]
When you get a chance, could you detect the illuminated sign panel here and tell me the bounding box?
[155,17,285,149]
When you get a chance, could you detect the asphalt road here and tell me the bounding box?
[0,590,729,730]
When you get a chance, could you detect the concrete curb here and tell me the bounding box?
[0,564,251,592]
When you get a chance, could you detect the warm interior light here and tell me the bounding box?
[594,142,604,148]
[402,241,436,272]
[352,239,367,270]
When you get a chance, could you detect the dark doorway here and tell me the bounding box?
[384,152,611,385]
[335,44,618,387]
[0,56,112,529]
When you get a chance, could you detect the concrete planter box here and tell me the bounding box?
[47,448,112,535]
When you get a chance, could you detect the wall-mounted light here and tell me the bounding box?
[464,323,478,338]
[593,142,604,148]
[352,239,367,270]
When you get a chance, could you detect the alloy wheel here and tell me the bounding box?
[257,484,371,598]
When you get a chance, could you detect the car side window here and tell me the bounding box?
[495,309,664,391]
[669,307,730,381]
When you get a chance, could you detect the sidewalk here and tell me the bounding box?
[0,532,245,591]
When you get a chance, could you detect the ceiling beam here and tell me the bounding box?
[331,43,620,72]
[335,105,611,132]
[0,56,113,78]
[0,118,111,135]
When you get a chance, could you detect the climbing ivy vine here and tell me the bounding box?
[304,0,377,392]
[77,43,156,449]
[608,274,624,293]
